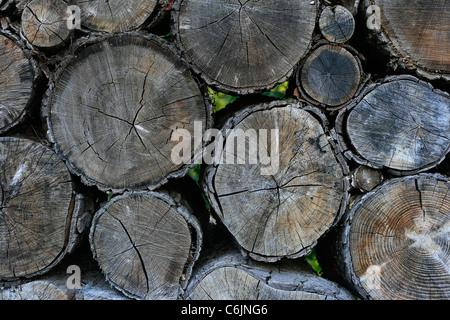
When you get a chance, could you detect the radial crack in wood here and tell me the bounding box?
[342,174,450,300]
[89,191,202,300]
[337,75,450,174]
[45,33,211,192]
[319,5,355,43]
[204,100,350,262]
[174,0,318,94]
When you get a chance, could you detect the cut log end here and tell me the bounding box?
[90,191,202,300]
[204,101,350,262]
[319,5,355,43]
[45,33,210,192]
[347,174,450,300]
[174,0,318,94]
[21,0,71,49]
[298,44,363,108]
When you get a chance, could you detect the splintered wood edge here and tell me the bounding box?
[41,31,214,194]
[89,190,203,300]
[335,74,450,176]
[171,0,319,95]
[338,173,450,299]
[202,99,351,262]
[0,30,40,134]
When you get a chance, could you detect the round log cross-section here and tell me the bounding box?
[174,0,318,94]
[298,44,363,108]
[341,174,450,300]
[337,75,450,175]
[0,33,37,134]
[0,137,89,281]
[90,191,202,300]
[45,33,210,192]
[319,5,355,43]
[21,0,72,49]
[204,101,350,262]
[365,0,449,80]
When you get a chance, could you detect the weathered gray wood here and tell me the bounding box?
[351,165,383,192]
[0,137,94,281]
[0,32,38,134]
[73,0,169,33]
[203,100,350,262]
[44,32,211,193]
[328,0,360,15]
[319,5,355,43]
[297,43,364,109]
[332,173,450,300]
[173,0,318,94]
[183,247,355,300]
[89,190,202,300]
[363,0,449,81]
[336,75,450,175]
[21,0,71,49]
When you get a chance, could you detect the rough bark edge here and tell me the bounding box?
[295,41,370,112]
[182,246,356,300]
[0,29,41,135]
[335,74,450,176]
[335,173,449,300]
[41,31,214,194]
[88,190,203,300]
[0,137,95,282]
[361,0,450,82]
[171,0,320,95]
[202,99,351,263]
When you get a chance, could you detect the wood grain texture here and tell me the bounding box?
[45,33,211,192]
[0,33,37,134]
[0,137,91,281]
[74,0,165,33]
[343,174,450,300]
[319,5,355,43]
[90,191,202,300]
[365,0,449,80]
[204,100,350,262]
[183,248,355,300]
[337,75,450,174]
[173,0,318,94]
[298,43,363,108]
[21,0,71,49]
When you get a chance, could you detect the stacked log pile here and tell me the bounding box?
[0,0,448,301]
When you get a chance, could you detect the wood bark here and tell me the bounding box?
[0,137,93,281]
[73,0,169,33]
[43,32,212,193]
[0,32,38,134]
[297,43,364,109]
[89,190,202,300]
[173,0,318,94]
[183,247,355,300]
[319,5,355,44]
[203,100,350,262]
[21,0,71,49]
[363,0,449,81]
[336,75,450,175]
[330,173,450,300]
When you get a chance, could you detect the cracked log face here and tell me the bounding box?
[367,0,449,79]
[319,5,355,44]
[0,34,36,134]
[338,76,450,174]
[0,137,77,281]
[74,0,160,33]
[184,249,355,300]
[21,0,71,49]
[46,34,209,192]
[204,101,349,262]
[90,191,201,300]
[347,174,450,300]
[174,0,317,94]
